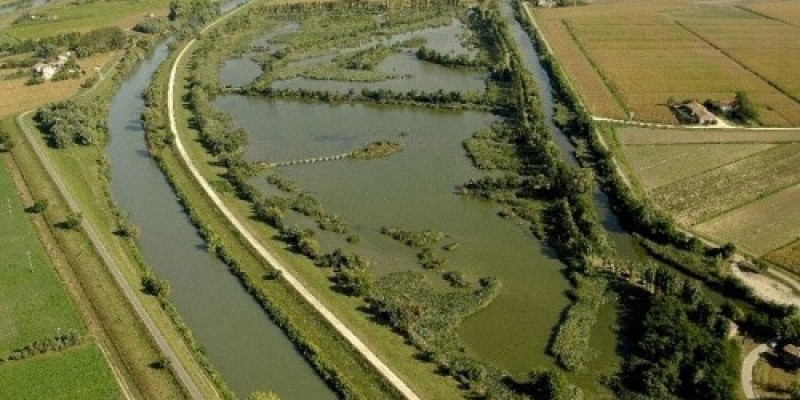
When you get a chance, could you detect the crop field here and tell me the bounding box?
[623,143,775,189]
[0,344,120,399]
[0,52,114,117]
[532,0,800,126]
[693,184,800,256]
[0,0,169,39]
[618,127,800,145]
[0,160,84,353]
[650,142,800,225]
[744,1,800,27]
[767,239,800,276]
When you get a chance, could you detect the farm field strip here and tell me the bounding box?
[693,184,800,256]
[618,127,800,145]
[0,344,121,399]
[743,2,800,28]
[623,143,775,189]
[652,142,800,225]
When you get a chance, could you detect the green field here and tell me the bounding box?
[0,344,121,400]
[0,160,84,353]
[1,0,168,39]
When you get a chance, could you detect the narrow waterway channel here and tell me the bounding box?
[106,42,336,399]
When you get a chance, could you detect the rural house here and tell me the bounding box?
[32,51,74,80]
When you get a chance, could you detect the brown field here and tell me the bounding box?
[694,184,800,255]
[671,7,800,124]
[0,52,114,117]
[624,143,775,189]
[651,142,800,225]
[767,239,800,276]
[618,127,800,145]
[532,0,800,126]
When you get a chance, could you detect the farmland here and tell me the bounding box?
[0,160,84,353]
[0,0,169,37]
[617,124,800,272]
[0,52,115,118]
[618,127,800,145]
[694,184,800,256]
[532,0,800,126]
[623,143,775,189]
[0,345,121,399]
[651,142,800,225]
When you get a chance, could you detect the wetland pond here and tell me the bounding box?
[214,13,623,396]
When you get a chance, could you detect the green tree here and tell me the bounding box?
[733,91,758,122]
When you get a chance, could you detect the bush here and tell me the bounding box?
[28,199,48,213]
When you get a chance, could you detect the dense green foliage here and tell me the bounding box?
[0,27,126,57]
[549,277,607,371]
[618,287,739,400]
[34,101,106,148]
[349,140,403,160]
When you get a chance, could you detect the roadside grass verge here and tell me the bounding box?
[1,114,193,399]
[0,159,84,353]
[0,344,121,399]
[165,36,465,399]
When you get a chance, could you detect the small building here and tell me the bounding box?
[32,63,56,80]
[680,101,716,125]
[535,0,557,7]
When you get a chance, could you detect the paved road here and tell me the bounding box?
[167,17,421,400]
[742,344,769,400]
[16,112,204,400]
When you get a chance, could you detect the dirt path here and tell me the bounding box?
[167,15,420,400]
[16,111,204,400]
[742,343,769,400]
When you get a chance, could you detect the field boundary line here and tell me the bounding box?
[15,110,204,400]
[167,7,420,400]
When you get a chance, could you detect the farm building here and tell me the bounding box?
[678,101,717,125]
[31,51,74,80]
[705,99,740,116]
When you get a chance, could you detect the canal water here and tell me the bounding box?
[105,42,336,399]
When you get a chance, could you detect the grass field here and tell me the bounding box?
[0,0,169,39]
[651,142,800,225]
[694,184,800,256]
[533,0,800,126]
[0,52,115,118]
[0,159,84,353]
[618,127,800,145]
[0,344,121,400]
[623,143,775,189]
[744,1,800,28]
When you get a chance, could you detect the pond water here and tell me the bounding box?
[105,42,336,400]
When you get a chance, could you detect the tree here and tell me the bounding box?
[28,199,48,213]
[61,212,82,230]
[0,129,13,151]
[733,91,758,122]
[142,275,170,297]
